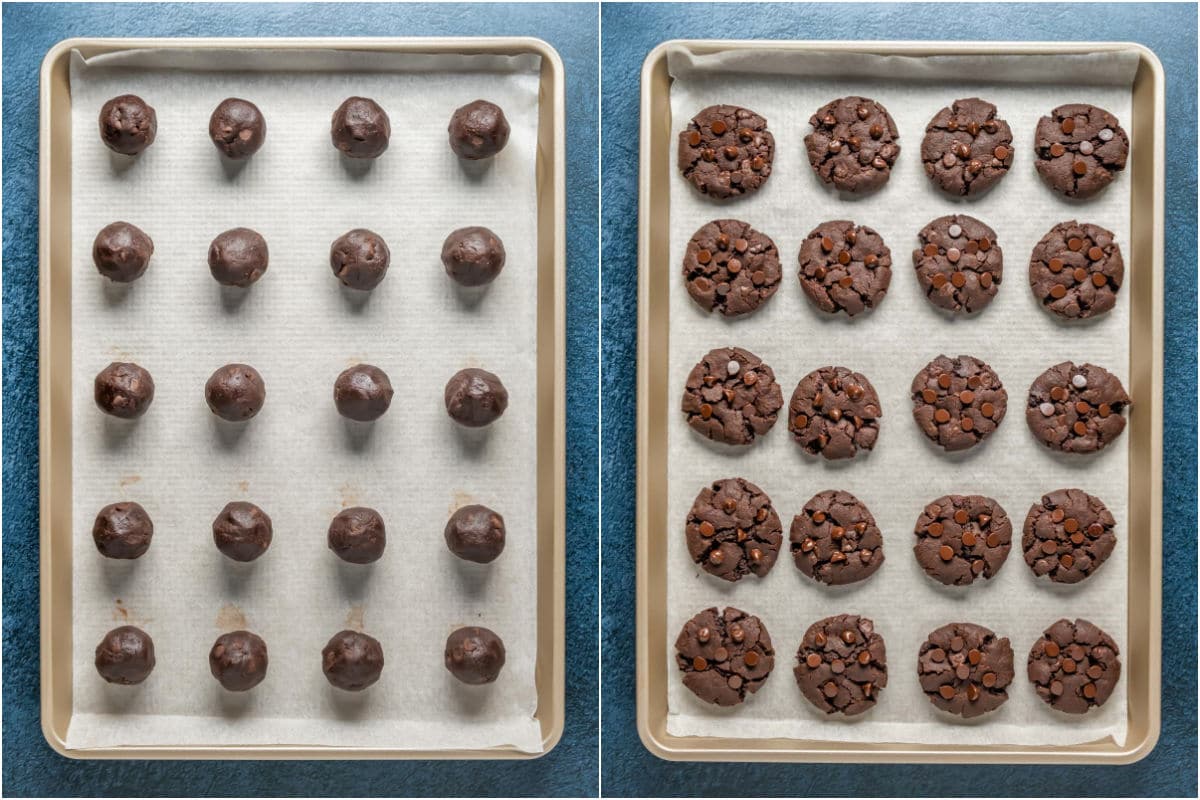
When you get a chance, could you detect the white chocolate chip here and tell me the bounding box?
[726,360,740,376]
[948,223,963,238]
[1098,128,1114,142]
[1039,402,1056,417]
[1072,374,1088,389]
[1079,140,1094,155]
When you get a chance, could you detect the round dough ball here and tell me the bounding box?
[444,626,506,684]
[209,630,269,691]
[328,507,387,564]
[322,630,384,691]
[98,94,157,155]
[330,229,390,291]
[444,368,508,428]
[333,364,393,422]
[331,97,390,159]
[208,228,269,287]
[441,226,506,287]
[93,222,153,283]
[212,501,272,562]
[95,625,155,684]
[92,501,153,559]
[205,364,266,421]
[94,362,155,419]
[444,504,505,563]
[208,98,266,159]
[448,100,510,160]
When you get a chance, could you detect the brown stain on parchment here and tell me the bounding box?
[344,605,365,631]
[112,598,129,621]
[449,490,473,515]
[236,481,250,493]
[339,484,360,508]
[118,475,141,488]
[216,604,246,630]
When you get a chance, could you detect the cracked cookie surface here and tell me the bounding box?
[921,97,1013,196]
[790,490,884,586]
[676,607,774,706]
[685,478,782,581]
[918,622,1014,718]
[913,215,1003,314]
[804,96,899,194]
[793,614,886,716]
[1028,618,1120,714]
[1025,361,1130,454]
[683,219,781,316]
[1029,221,1124,320]
[913,494,1012,586]
[788,366,880,460]
[1023,488,1116,584]
[1034,104,1128,199]
[910,354,1007,452]
[681,347,783,446]
[797,220,892,317]
[678,105,774,200]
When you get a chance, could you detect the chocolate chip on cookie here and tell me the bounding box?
[921,98,1014,197]
[913,215,1003,315]
[1029,221,1124,320]
[1034,104,1128,199]
[1028,618,1121,714]
[788,366,880,460]
[793,614,886,716]
[789,490,884,586]
[683,219,781,316]
[675,607,775,707]
[1023,488,1116,584]
[678,105,774,200]
[1025,362,1130,454]
[797,220,892,317]
[910,354,1007,452]
[681,347,783,446]
[918,622,1014,718]
[804,96,899,194]
[686,478,782,581]
[913,494,1012,586]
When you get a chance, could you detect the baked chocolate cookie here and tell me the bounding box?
[1028,618,1120,713]
[681,347,782,446]
[913,495,1012,586]
[330,229,390,290]
[1025,362,1130,454]
[95,625,155,684]
[804,96,899,194]
[98,94,156,155]
[331,97,390,159]
[208,228,268,287]
[94,362,155,419]
[921,98,1014,197]
[1029,221,1124,320]
[685,478,781,581]
[448,100,510,160]
[93,222,153,283]
[918,622,1014,718]
[444,504,505,564]
[910,354,1007,452]
[913,215,1003,314]
[209,630,269,691]
[790,490,884,586]
[208,98,266,160]
[788,366,880,460]
[205,364,266,422]
[444,368,508,427]
[794,614,886,716]
[328,506,387,564]
[334,364,393,422]
[322,630,384,691]
[212,501,272,562]
[441,226,506,287]
[677,105,774,200]
[444,626,506,684]
[797,220,892,317]
[675,607,774,707]
[682,219,781,317]
[1023,488,1116,584]
[93,501,153,559]
[1034,104,1128,199]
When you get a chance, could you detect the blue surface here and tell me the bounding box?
[1,3,598,796]
[600,3,1197,797]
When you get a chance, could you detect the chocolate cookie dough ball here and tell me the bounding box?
[444,626,506,684]
[205,364,266,421]
[98,94,157,155]
[330,229,390,290]
[208,228,269,287]
[92,501,153,559]
[209,630,269,691]
[448,100,510,160]
[212,501,272,562]
[441,227,506,287]
[94,362,155,419]
[322,630,384,691]
[208,98,266,159]
[95,625,155,684]
[444,368,508,427]
[328,507,387,564]
[444,504,506,563]
[331,97,390,159]
[93,222,154,283]
[334,364,393,422]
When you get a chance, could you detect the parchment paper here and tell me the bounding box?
[665,47,1137,747]
[68,47,543,752]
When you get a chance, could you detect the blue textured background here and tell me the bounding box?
[1,3,598,796]
[599,3,1197,796]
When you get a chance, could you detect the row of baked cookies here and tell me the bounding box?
[676,609,1120,719]
[678,98,1128,199]
[683,216,1123,320]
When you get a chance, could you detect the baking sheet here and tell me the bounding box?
[665,48,1137,747]
[68,48,543,752]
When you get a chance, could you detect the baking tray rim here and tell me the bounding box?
[635,38,1164,764]
[38,35,566,761]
